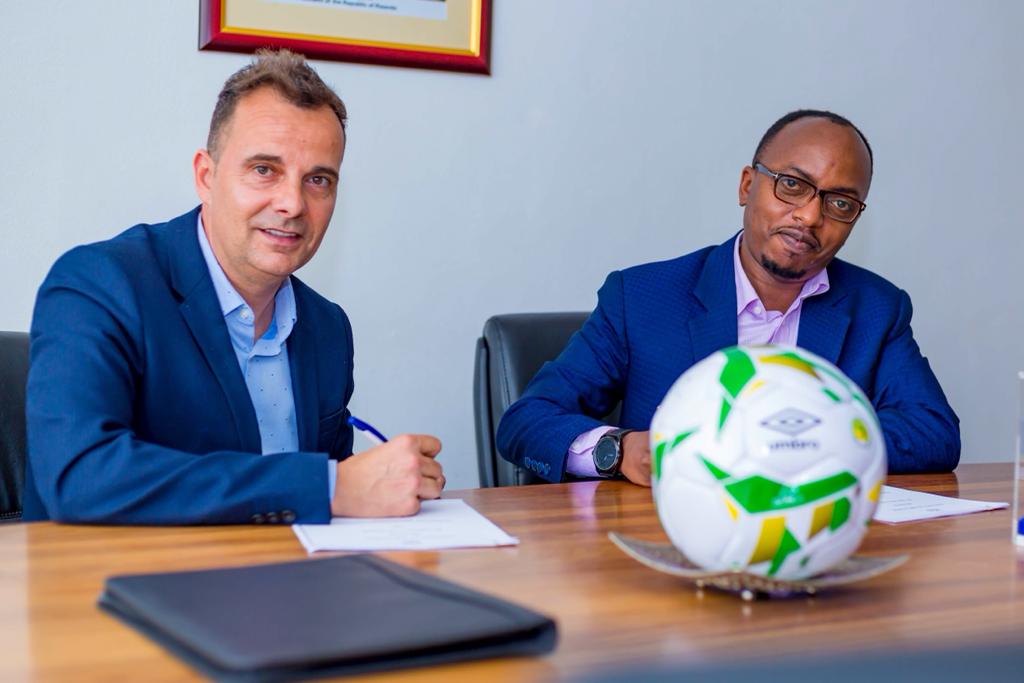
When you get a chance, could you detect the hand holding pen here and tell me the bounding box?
[347,416,389,445]
[329,415,445,518]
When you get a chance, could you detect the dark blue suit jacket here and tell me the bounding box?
[497,236,960,481]
[23,207,354,524]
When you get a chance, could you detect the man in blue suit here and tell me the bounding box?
[497,110,959,485]
[24,50,444,524]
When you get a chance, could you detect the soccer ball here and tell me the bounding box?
[649,345,886,580]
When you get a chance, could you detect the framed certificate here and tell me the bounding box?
[199,0,492,74]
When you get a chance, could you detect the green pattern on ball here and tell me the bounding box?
[718,399,732,431]
[672,430,697,448]
[769,527,802,576]
[726,472,857,513]
[700,455,730,481]
[830,497,851,530]
[652,429,698,480]
[717,348,755,432]
[699,456,858,513]
[807,359,880,432]
[719,348,756,398]
[653,441,667,470]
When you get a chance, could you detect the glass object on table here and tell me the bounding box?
[1014,372,1024,545]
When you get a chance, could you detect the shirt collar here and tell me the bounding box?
[195,214,297,339]
[733,233,830,316]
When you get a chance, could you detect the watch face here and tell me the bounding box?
[594,437,620,473]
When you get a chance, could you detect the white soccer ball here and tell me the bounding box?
[649,345,886,580]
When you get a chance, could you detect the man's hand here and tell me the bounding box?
[331,434,445,517]
[620,430,651,487]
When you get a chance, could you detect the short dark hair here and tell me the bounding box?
[752,109,873,172]
[207,48,347,159]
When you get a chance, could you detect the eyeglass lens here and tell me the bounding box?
[773,174,861,223]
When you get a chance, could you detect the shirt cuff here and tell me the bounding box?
[327,460,337,505]
[565,425,617,478]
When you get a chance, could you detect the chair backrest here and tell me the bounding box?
[0,331,29,522]
[474,312,620,487]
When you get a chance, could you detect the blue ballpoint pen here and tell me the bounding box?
[347,415,389,446]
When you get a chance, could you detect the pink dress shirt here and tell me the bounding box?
[565,236,830,478]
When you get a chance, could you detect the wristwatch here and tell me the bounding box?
[593,428,634,477]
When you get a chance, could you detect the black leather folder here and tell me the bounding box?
[98,554,557,681]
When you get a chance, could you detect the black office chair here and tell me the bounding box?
[0,331,29,522]
[474,313,620,488]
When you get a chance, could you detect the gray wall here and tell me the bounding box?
[2,1,1021,489]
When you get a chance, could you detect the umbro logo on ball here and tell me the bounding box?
[760,408,822,437]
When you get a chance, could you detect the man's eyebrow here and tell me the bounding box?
[308,165,339,181]
[244,154,284,165]
[783,164,863,199]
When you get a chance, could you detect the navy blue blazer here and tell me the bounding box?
[497,236,960,482]
[23,207,354,524]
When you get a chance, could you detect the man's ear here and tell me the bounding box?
[193,149,215,205]
[738,165,754,207]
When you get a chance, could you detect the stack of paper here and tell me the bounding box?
[293,499,519,553]
[874,485,1008,524]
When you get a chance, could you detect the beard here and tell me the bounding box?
[761,254,806,280]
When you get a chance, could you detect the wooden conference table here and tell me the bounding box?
[1,464,1022,681]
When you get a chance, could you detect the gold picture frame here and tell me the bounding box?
[200,0,492,74]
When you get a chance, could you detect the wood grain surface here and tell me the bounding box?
[1,464,1021,682]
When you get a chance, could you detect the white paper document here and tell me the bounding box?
[293,499,519,553]
[873,485,1007,524]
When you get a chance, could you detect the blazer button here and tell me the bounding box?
[251,513,266,524]
[266,512,280,524]
[282,511,296,523]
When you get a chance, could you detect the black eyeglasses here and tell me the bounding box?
[753,163,866,224]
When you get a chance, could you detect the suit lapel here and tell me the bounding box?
[288,288,319,452]
[688,234,853,366]
[796,274,851,365]
[164,208,261,453]
[688,236,739,362]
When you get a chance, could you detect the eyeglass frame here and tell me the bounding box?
[752,162,867,224]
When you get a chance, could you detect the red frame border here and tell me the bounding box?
[199,0,492,75]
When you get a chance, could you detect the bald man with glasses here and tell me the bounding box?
[497,109,959,486]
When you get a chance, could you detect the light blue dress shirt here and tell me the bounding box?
[197,218,336,502]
